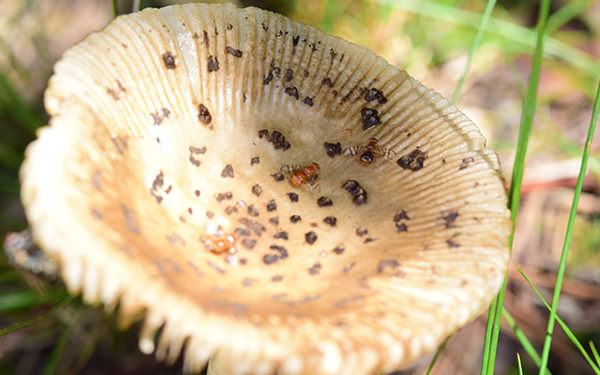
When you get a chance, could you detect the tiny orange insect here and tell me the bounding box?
[343,138,396,166]
[201,232,240,254]
[281,163,320,190]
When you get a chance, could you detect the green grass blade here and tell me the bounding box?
[112,0,118,17]
[482,0,552,373]
[591,341,600,367]
[518,353,523,375]
[451,0,496,104]
[0,297,73,338]
[0,72,45,134]
[368,0,600,78]
[425,334,451,375]
[516,266,600,374]
[481,299,496,375]
[538,77,600,375]
[0,291,48,312]
[546,0,595,34]
[502,308,552,375]
[43,309,83,375]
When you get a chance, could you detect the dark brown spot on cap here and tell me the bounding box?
[150,171,166,203]
[323,142,342,158]
[248,205,260,217]
[263,70,274,85]
[303,97,314,106]
[285,86,299,100]
[267,199,277,212]
[216,191,233,202]
[189,146,206,167]
[377,260,399,273]
[251,157,260,166]
[441,210,459,228]
[322,78,334,88]
[308,262,321,275]
[333,244,345,254]
[258,129,291,151]
[323,216,337,227]
[198,104,212,127]
[162,52,176,69]
[447,238,460,247]
[252,184,263,196]
[460,157,474,170]
[122,204,140,234]
[364,88,387,104]
[242,238,256,249]
[207,56,219,72]
[360,108,382,131]
[226,46,243,57]
[288,192,298,202]
[221,164,234,178]
[317,196,333,208]
[396,223,408,233]
[239,218,266,236]
[274,231,288,240]
[271,173,284,182]
[195,190,200,197]
[393,210,410,222]
[397,150,428,171]
[356,227,368,237]
[285,69,293,82]
[92,208,103,219]
[269,216,279,226]
[111,136,128,154]
[263,254,280,264]
[290,214,301,223]
[292,35,300,46]
[271,275,283,282]
[203,30,209,47]
[305,231,317,244]
[236,227,251,236]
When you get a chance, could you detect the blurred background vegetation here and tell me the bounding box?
[1,0,599,374]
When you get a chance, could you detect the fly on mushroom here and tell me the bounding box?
[200,232,240,255]
[281,163,320,190]
[343,138,396,166]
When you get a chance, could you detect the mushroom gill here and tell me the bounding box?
[20,3,512,375]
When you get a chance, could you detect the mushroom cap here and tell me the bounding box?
[20,3,511,375]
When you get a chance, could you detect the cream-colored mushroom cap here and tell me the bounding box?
[20,3,512,375]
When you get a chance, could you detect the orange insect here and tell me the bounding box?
[201,232,240,254]
[281,162,320,190]
[343,138,396,166]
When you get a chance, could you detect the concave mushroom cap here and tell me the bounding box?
[20,3,511,375]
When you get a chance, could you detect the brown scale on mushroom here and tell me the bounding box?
[21,4,511,375]
[162,52,176,69]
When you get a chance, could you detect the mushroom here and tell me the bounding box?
[20,3,511,375]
